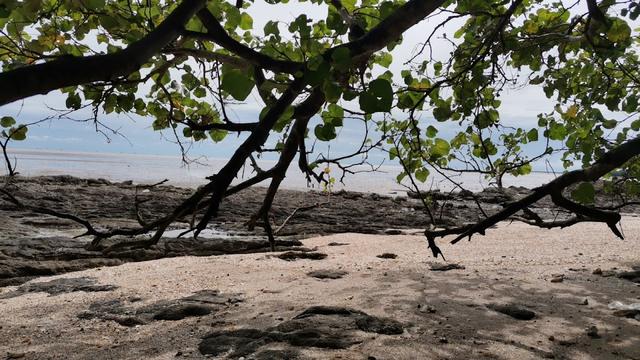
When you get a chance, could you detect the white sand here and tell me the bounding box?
[1,217,639,359]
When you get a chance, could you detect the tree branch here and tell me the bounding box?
[193,11,303,73]
[0,0,206,105]
[431,136,640,246]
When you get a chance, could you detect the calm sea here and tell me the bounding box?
[4,148,557,194]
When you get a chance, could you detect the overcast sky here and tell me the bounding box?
[0,1,573,172]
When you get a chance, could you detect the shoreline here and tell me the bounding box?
[0,175,433,286]
[3,148,560,193]
[1,174,638,287]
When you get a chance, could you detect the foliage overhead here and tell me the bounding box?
[1,0,640,253]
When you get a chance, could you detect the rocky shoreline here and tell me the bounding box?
[1,175,637,287]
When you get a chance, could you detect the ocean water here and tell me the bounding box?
[4,148,557,194]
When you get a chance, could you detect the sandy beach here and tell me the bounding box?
[1,217,639,359]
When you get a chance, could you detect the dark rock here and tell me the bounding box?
[293,306,356,318]
[199,329,269,357]
[253,349,300,360]
[595,269,617,277]
[487,303,536,320]
[182,290,242,305]
[355,315,403,335]
[78,290,241,326]
[327,242,349,246]
[383,229,403,235]
[0,234,303,287]
[277,252,327,261]
[429,263,465,271]
[592,268,603,275]
[586,325,600,338]
[0,277,117,298]
[419,305,437,314]
[199,306,403,357]
[153,304,213,321]
[580,298,589,306]
[307,270,348,280]
[612,309,640,318]
[289,306,403,335]
[558,340,576,346]
[112,316,146,327]
[376,253,398,259]
[550,274,564,283]
[277,329,358,349]
[6,352,26,359]
[617,270,640,283]
[78,311,146,327]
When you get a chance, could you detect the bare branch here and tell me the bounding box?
[432,136,640,246]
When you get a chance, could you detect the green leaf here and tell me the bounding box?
[225,6,241,29]
[623,95,638,113]
[426,125,438,138]
[433,61,442,74]
[376,52,393,68]
[314,124,336,141]
[548,122,567,140]
[8,126,27,141]
[305,60,330,86]
[331,47,351,71]
[239,13,253,30]
[606,19,631,42]
[209,129,227,142]
[475,110,498,129]
[323,81,343,103]
[117,94,135,112]
[264,21,279,38]
[221,69,254,101]
[0,116,16,128]
[340,0,356,12]
[65,92,82,110]
[273,106,295,132]
[602,119,617,129]
[194,87,207,98]
[152,118,167,131]
[389,147,399,160]
[527,129,538,142]
[433,105,452,122]
[321,104,344,127]
[571,182,595,204]
[0,5,11,18]
[415,168,430,182]
[431,138,450,158]
[182,73,200,90]
[85,0,105,10]
[359,78,393,113]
